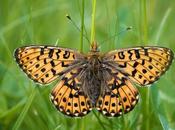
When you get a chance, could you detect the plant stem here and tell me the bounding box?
[90,0,96,43]
[155,8,171,43]
[141,0,149,130]
[13,87,37,130]
[144,1,149,129]
[79,1,85,128]
[80,0,85,52]
[143,0,148,44]
[92,111,106,130]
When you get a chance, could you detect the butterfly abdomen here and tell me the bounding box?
[80,55,104,106]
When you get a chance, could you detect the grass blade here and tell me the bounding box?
[12,87,37,130]
[90,0,97,43]
[154,8,172,43]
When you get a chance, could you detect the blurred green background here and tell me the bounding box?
[0,0,175,130]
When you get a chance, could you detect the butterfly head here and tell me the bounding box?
[90,41,99,52]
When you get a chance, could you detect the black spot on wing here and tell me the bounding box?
[37,56,40,60]
[132,69,137,77]
[51,68,56,75]
[135,50,140,59]
[63,51,70,59]
[142,69,147,74]
[40,47,44,55]
[44,58,47,64]
[144,48,148,56]
[118,62,127,68]
[148,65,153,70]
[128,50,133,60]
[49,49,54,58]
[141,60,145,65]
[41,68,46,72]
[62,62,69,67]
[56,49,61,59]
[118,52,125,59]
[35,64,40,68]
[50,60,55,67]
[133,62,139,68]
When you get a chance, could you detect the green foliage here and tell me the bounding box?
[0,0,175,130]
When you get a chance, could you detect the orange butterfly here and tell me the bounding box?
[14,42,174,117]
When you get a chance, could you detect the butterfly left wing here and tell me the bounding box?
[14,45,84,84]
[51,68,92,117]
[103,46,174,86]
[96,72,139,117]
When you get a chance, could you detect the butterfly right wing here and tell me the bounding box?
[51,68,92,117]
[104,46,174,86]
[14,45,84,84]
[96,72,139,117]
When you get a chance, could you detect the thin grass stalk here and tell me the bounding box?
[155,8,171,43]
[143,0,148,44]
[80,0,85,52]
[79,1,85,128]
[141,0,149,130]
[13,87,37,130]
[90,1,108,129]
[90,0,96,43]
[92,111,106,130]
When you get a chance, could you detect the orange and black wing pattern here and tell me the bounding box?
[96,72,139,117]
[14,45,83,84]
[104,46,174,86]
[51,68,92,117]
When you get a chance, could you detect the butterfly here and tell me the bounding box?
[14,42,174,117]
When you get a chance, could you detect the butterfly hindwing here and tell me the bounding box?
[96,72,139,117]
[104,46,174,86]
[14,45,83,84]
[51,69,92,117]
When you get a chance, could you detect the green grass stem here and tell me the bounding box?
[142,0,148,44]
[155,8,172,43]
[92,111,106,130]
[80,0,85,52]
[140,0,149,130]
[12,87,37,130]
[90,0,96,43]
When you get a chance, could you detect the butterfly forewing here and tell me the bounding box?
[104,46,174,86]
[14,46,83,84]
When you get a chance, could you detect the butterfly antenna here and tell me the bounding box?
[66,14,90,43]
[100,26,132,45]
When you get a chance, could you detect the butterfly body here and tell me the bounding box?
[76,42,113,106]
[14,43,174,117]
[80,52,106,106]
